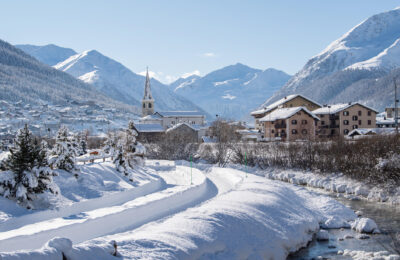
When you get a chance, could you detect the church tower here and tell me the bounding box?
[142,67,155,117]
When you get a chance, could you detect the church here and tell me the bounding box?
[135,68,207,142]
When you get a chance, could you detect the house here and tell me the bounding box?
[251,94,321,130]
[376,117,396,128]
[165,123,199,143]
[313,102,378,138]
[154,111,206,129]
[385,108,400,119]
[236,129,263,142]
[134,123,165,143]
[347,128,396,138]
[259,107,319,141]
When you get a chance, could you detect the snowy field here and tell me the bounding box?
[0,159,397,259]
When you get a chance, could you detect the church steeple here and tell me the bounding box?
[142,67,155,117]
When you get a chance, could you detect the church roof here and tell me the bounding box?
[156,111,205,117]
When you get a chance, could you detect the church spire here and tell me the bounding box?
[144,67,153,100]
[142,66,155,117]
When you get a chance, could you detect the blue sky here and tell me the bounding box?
[0,0,399,83]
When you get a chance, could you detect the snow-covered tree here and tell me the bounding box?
[103,131,118,157]
[110,121,145,177]
[0,124,58,207]
[49,125,78,176]
[78,131,87,156]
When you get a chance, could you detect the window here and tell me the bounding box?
[343,120,349,125]
[292,129,298,134]
[143,103,145,108]
[358,120,362,125]
[368,111,372,116]
[352,115,358,121]
[321,120,325,125]
[368,120,371,125]
[271,129,274,134]
[291,120,297,125]
[344,129,349,135]
[343,111,349,116]
[352,125,358,129]
[358,111,362,116]
[320,114,324,118]
[301,120,308,125]
[289,104,293,107]
[302,129,307,134]
[149,103,152,108]
[172,121,175,125]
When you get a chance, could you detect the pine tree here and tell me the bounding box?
[0,124,58,207]
[78,131,87,156]
[50,126,78,175]
[111,121,145,176]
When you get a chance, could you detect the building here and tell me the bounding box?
[251,94,321,130]
[347,128,396,138]
[142,68,155,117]
[134,123,165,143]
[313,102,378,138]
[259,107,319,141]
[138,68,207,142]
[385,107,400,119]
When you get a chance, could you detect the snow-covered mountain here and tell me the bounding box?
[263,7,400,112]
[169,63,291,120]
[0,39,134,112]
[16,44,77,66]
[46,48,209,115]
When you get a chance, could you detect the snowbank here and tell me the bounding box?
[340,249,400,260]
[70,169,356,259]
[263,168,400,204]
[0,164,358,259]
[351,217,380,234]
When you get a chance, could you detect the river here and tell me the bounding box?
[288,188,400,259]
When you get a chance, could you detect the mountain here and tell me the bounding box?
[262,7,400,112]
[47,49,209,116]
[0,39,136,112]
[169,63,291,120]
[16,44,77,66]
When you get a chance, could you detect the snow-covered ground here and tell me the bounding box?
[259,167,400,204]
[1,160,396,259]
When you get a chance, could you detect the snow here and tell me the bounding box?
[213,78,238,86]
[341,249,400,260]
[313,102,378,114]
[351,218,379,233]
[259,106,320,122]
[252,94,321,115]
[264,168,400,204]
[221,93,236,100]
[0,161,358,259]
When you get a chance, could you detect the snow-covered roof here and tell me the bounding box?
[251,94,321,116]
[135,123,165,133]
[313,102,378,115]
[376,118,395,124]
[156,111,205,118]
[141,114,162,120]
[166,123,198,133]
[348,128,396,136]
[259,107,320,122]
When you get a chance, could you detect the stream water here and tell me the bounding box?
[288,189,400,259]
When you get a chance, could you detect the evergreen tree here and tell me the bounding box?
[111,121,145,176]
[0,124,57,207]
[50,125,78,175]
[78,131,87,156]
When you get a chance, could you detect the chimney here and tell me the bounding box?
[284,96,287,99]
[348,102,352,105]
